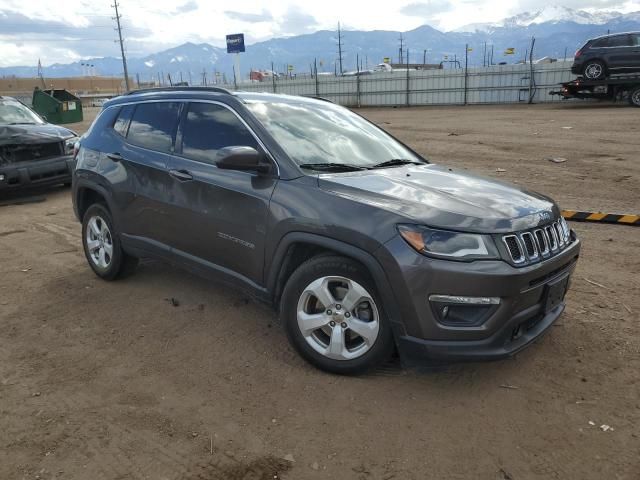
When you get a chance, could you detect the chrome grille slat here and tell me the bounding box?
[503,219,573,266]
[534,229,549,256]
[554,222,565,248]
[503,235,525,264]
[546,225,558,251]
[520,232,538,260]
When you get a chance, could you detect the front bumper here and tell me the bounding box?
[377,234,580,365]
[0,155,75,191]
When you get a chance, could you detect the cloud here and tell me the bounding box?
[0,9,153,65]
[277,6,319,35]
[173,0,198,15]
[400,1,454,17]
[514,0,626,11]
[224,9,273,23]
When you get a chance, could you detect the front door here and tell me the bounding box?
[164,101,277,286]
[628,33,640,70]
[607,34,635,71]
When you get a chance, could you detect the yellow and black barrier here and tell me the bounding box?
[562,210,640,226]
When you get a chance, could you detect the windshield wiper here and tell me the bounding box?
[370,159,423,169]
[7,122,37,125]
[300,163,369,172]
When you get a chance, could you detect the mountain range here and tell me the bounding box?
[2,6,639,81]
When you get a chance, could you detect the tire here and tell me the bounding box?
[583,60,606,80]
[81,203,138,280]
[280,255,394,375]
[629,86,640,107]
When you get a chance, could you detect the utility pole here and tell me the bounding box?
[337,22,344,75]
[111,1,130,91]
[398,33,405,65]
[464,43,469,105]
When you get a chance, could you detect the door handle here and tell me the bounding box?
[169,169,193,181]
[106,152,123,162]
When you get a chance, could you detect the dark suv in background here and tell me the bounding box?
[72,87,580,374]
[572,31,640,80]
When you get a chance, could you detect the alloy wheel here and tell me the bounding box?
[296,276,380,360]
[85,215,113,269]
[584,63,603,79]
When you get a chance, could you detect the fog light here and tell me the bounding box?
[429,295,500,327]
[0,174,5,181]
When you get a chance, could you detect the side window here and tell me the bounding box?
[631,34,640,47]
[127,102,180,154]
[591,38,608,48]
[113,105,134,137]
[608,35,631,47]
[180,103,259,164]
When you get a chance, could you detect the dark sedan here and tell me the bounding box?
[0,96,78,191]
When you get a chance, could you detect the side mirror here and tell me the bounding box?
[215,146,271,174]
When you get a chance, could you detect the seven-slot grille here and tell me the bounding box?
[502,218,571,265]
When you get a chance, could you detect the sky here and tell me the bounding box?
[0,0,638,67]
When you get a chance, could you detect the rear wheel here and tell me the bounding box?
[82,203,138,280]
[583,60,606,80]
[629,86,640,107]
[281,255,394,375]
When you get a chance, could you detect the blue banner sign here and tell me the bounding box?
[226,34,245,54]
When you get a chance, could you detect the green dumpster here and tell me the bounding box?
[32,88,83,124]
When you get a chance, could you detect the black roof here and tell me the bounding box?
[590,31,640,41]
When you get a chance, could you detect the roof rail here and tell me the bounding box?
[125,86,232,96]
[306,95,335,104]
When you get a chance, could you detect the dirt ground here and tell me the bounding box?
[1,104,638,480]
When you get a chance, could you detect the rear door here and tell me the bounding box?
[117,101,182,251]
[163,101,277,285]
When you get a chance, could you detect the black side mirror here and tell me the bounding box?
[215,146,271,174]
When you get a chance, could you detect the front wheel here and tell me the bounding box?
[629,86,640,107]
[280,255,394,375]
[583,61,606,80]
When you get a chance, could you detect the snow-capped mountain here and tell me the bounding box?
[1,6,639,80]
[456,6,625,33]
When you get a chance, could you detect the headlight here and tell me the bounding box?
[64,136,80,154]
[398,225,499,261]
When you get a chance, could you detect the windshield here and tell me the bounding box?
[245,99,424,169]
[0,99,45,125]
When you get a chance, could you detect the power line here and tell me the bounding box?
[112,1,130,91]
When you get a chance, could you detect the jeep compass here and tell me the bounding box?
[72,87,580,374]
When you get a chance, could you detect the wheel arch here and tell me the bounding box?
[267,233,402,331]
[583,58,608,73]
[74,179,119,228]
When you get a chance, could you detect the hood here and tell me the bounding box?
[0,123,76,146]
[319,164,559,233]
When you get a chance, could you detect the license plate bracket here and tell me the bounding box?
[544,275,570,313]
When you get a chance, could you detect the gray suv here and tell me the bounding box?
[72,87,580,374]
